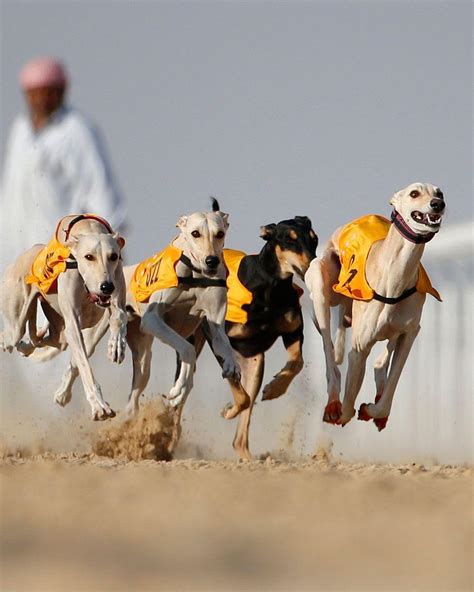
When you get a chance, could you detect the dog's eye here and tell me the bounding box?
[216,231,225,239]
[109,253,119,262]
[410,190,420,198]
[85,254,95,261]
[191,231,201,238]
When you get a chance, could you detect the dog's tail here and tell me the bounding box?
[26,345,62,362]
[334,305,348,365]
[210,196,220,212]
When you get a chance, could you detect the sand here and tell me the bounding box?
[1,449,472,592]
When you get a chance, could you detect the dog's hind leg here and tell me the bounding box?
[140,303,197,408]
[167,329,207,454]
[262,329,304,401]
[232,352,265,461]
[0,287,38,354]
[359,328,419,430]
[124,315,154,416]
[305,256,342,423]
[54,314,110,407]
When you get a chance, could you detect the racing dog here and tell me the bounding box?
[305,182,445,430]
[0,214,127,419]
[123,199,249,431]
[176,216,318,460]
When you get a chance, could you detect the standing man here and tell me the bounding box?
[1,56,127,267]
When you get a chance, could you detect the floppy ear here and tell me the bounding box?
[389,189,403,209]
[113,232,126,249]
[65,235,80,249]
[176,215,188,230]
[259,223,277,241]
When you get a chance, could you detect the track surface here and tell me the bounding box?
[1,455,472,591]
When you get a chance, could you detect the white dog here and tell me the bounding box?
[0,214,127,420]
[124,200,249,429]
[305,183,445,429]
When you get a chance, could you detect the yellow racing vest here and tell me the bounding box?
[223,249,253,324]
[333,215,441,302]
[130,244,183,303]
[25,214,113,295]
[25,236,71,295]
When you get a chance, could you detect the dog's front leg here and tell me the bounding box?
[359,327,419,430]
[54,314,110,407]
[202,291,250,419]
[305,258,342,423]
[262,330,304,401]
[140,301,196,407]
[107,266,127,364]
[204,318,250,419]
[57,276,115,420]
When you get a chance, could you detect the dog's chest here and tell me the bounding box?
[371,298,423,341]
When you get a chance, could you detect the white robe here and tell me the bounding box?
[0,105,127,269]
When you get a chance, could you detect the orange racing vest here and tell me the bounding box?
[333,215,441,302]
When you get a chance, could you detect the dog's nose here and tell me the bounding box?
[430,198,445,213]
[205,256,220,269]
[100,281,115,295]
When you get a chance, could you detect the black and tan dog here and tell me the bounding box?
[174,216,318,459]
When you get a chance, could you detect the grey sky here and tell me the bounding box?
[1,0,472,262]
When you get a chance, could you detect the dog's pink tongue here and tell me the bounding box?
[88,292,100,303]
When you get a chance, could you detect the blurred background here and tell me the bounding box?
[1,1,472,463]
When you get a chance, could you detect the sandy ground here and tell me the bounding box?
[1,451,472,592]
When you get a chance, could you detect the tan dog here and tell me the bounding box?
[305,183,445,429]
[0,215,127,420]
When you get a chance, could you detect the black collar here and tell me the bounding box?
[178,254,226,288]
[391,210,436,244]
[373,285,417,305]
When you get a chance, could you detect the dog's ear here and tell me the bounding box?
[259,223,277,241]
[220,212,229,229]
[389,189,404,209]
[210,197,221,212]
[113,232,126,249]
[295,216,312,229]
[176,215,188,230]
[65,235,80,249]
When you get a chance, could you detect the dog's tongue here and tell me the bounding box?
[88,292,100,304]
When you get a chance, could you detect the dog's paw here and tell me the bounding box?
[167,381,190,408]
[107,333,126,364]
[262,375,290,401]
[357,403,372,422]
[374,416,389,431]
[54,388,72,407]
[17,340,35,357]
[124,400,140,418]
[221,359,241,383]
[323,400,343,424]
[92,401,116,421]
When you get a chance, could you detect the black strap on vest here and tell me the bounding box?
[65,258,78,270]
[373,285,417,305]
[390,210,435,244]
[178,254,226,288]
[178,276,227,288]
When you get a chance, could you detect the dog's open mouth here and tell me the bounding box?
[87,291,111,308]
[411,211,442,229]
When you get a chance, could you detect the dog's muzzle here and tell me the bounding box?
[85,286,112,308]
[410,210,443,230]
